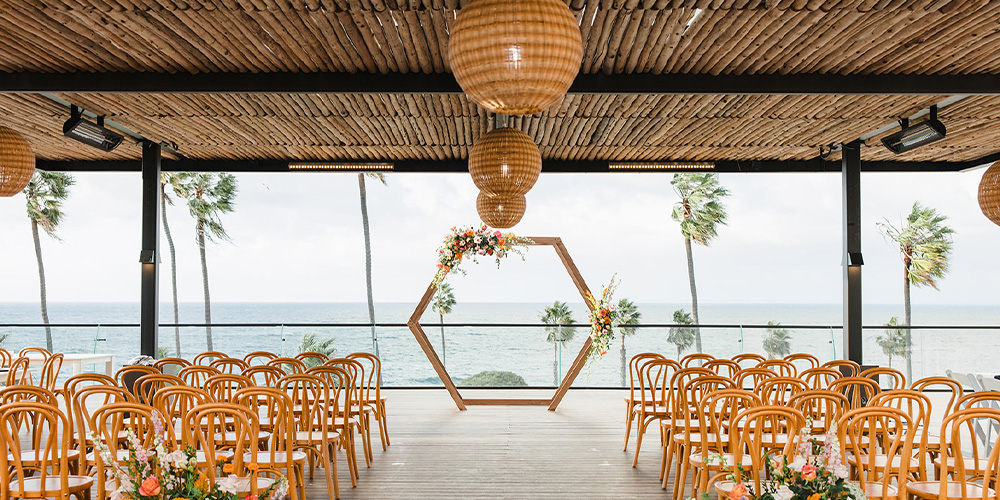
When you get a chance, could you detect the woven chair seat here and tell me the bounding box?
[242,450,307,465]
[9,476,93,496]
[858,481,899,499]
[907,480,995,500]
[9,449,80,463]
[933,455,987,472]
[295,430,342,444]
[689,452,754,468]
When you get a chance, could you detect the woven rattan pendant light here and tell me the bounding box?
[449,0,583,115]
[469,127,541,197]
[477,191,526,229]
[979,161,1000,227]
[0,127,35,197]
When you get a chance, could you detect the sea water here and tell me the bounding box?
[0,302,997,386]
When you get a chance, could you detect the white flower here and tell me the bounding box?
[217,475,240,494]
[788,457,806,472]
[774,485,794,500]
[834,464,849,479]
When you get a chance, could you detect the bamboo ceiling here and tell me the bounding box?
[2,0,999,165]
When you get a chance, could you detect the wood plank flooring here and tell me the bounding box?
[316,389,672,500]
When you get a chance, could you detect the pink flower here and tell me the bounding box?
[801,464,818,480]
[138,476,160,496]
[493,231,502,237]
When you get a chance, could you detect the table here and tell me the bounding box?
[25,353,116,377]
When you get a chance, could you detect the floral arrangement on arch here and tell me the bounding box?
[586,275,621,363]
[712,420,864,500]
[433,225,531,286]
[90,411,288,500]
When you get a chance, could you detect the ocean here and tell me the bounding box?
[1,302,998,386]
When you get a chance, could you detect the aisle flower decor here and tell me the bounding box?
[586,274,621,363]
[707,420,864,500]
[433,224,531,286]
[90,411,289,500]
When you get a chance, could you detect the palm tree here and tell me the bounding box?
[762,320,791,359]
[877,202,954,381]
[358,173,387,356]
[24,172,74,352]
[876,316,908,368]
[667,309,696,359]
[171,173,238,351]
[299,333,337,368]
[671,173,729,352]
[541,301,575,386]
[161,173,182,357]
[617,298,641,386]
[431,282,456,368]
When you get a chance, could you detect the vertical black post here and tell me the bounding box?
[140,141,161,357]
[842,142,863,364]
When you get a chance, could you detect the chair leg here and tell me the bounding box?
[375,410,388,451]
[325,442,340,499]
[378,401,390,446]
[662,429,675,489]
[361,415,374,466]
[674,443,689,500]
[624,402,636,451]
[345,433,360,485]
[633,416,652,468]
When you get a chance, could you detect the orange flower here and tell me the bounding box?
[138,476,161,497]
[195,473,209,491]
[247,463,260,473]
[728,482,748,500]
[455,253,463,260]
[223,463,234,474]
[801,464,818,481]
[216,455,228,463]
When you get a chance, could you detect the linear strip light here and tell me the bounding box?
[288,162,394,171]
[608,161,715,171]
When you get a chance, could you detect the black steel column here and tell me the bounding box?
[842,142,863,364]
[140,141,161,357]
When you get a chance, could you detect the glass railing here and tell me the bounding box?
[0,322,995,387]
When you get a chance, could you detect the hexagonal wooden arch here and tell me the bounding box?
[407,236,596,411]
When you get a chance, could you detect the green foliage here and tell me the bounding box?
[876,316,909,367]
[541,301,576,343]
[25,172,75,237]
[157,346,171,359]
[170,173,238,243]
[431,283,456,316]
[668,309,696,356]
[762,320,791,359]
[670,173,730,246]
[617,298,641,336]
[457,370,527,387]
[299,333,337,368]
[877,202,954,290]
[0,333,7,346]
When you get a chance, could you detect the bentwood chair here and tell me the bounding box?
[906,408,1000,500]
[210,357,250,375]
[71,385,132,471]
[324,357,373,466]
[731,353,766,369]
[133,373,183,405]
[756,376,809,406]
[862,366,906,390]
[150,385,211,445]
[687,389,763,495]
[61,373,116,459]
[801,367,843,389]
[268,357,307,374]
[18,346,51,359]
[911,376,966,464]
[784,353,820,370]
[183,403,277,496]
[0,401,94,500]
[234,387,306,500]
[193,351,229,365]
[114,365,158,395]
[279,373,346,497]
[681,353,715,367]
[244,351,278,366]
[312,361,371,469]
[757,359,797,377]
[205,374,254,402]
[734,367,776,390]
[0,348,11,368]
[660,367,712,486]
[627,359,680,469]
[91,403,171,500]
[623,353,667,451]
[703,359,740,378]
[789,389,850,435]
[830,376,882,409]
[839,406,917,500]
[6,356,31,386]
[296,352,330,368]
[243,365,286,387]
[178,365,221,387]
[153,357,191,375]
[672,376,737,500]
[823,359,862,377]
[347,352,390,450]
[37,353,64,392]
[868,390,932,481]
[709,406,806,499]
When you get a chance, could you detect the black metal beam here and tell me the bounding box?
[4,71,1000,95]
[842,142,864,365]
[139,142,160,358]
[34,157,976,173]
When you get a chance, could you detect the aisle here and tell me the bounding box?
[319,388,670,500]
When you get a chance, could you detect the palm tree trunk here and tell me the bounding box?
[903,259,912,382]
[553,342,559,386]
[32,219,52,351]
[439,312,446,368]
[161,187,181,357]
[197,220,213,351]
[684,236,703,352]
[619,334,627,387]
[358,174,378,357]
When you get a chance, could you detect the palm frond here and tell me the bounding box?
[670,173,729,246]
[24,172,75,238]
[877,202,954,289]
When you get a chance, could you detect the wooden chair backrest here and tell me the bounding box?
[821,359,861,377]
[734,367,777,390]
[205,374,253,401]
[732,353,766,369]
[209,357,250,375]
[183,403,260,492]
[90,403,171,499]
[193,351,229,365]
[757,359,797,377]
[756,376,809,406]
[784,353,819,370]
[0,385,59,406]
[277,373,331,436]
[243,351,278,365]
[5,356,31,386]
[829,376,881,409]
[627,353,665,400]
[720,406,805,494]
[0,401,75,498]
[637,357,678,411]
[72,385,133,451]
[153,357,192,375]
[704,359,740,378]
[789,389,850,434]
[114,365,159,393]
[911,376,964,418]
[837,406,916,500]
[681,353,715,368]
[939,408,1000,500]
[681,376,736,429]
[134,373,184,404]
[668,367,713,419]
[18,346,51,359]
[324,357,364,408]
[347,352,383,404]
[178,365,221,387]
[242,365,285,387]
[868,389,931,476]
[151,385,211,426]
[61,373,116,433]
[35,352,63,392]
[234,386,295,453]
[295,351,330,368]
[698,389,762,459]
[0,348,10,368]
[861,366,906,390]
[306,365,354,425]
[800,367,842,390]
[268,357,307,374]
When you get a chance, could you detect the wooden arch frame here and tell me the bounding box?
[407,237,595,411]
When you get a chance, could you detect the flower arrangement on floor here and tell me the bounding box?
[712,420,864,500]
[585,274,620,363]
[433,224,531,285]
[90,411,288,500]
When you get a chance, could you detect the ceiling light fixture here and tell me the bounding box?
[881,105,946,154]
[608,161,716,171]
[288,162,394,171]
[62,105,124,152]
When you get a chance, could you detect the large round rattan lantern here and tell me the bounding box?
[477,191,526,229]
[0,127,35,197]
[979,161,1000,227]
[469,127,541,197]
[449,0,583,115]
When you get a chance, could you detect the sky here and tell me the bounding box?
[0,166,998,308]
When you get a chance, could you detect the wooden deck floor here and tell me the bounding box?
[318,388,672,500]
